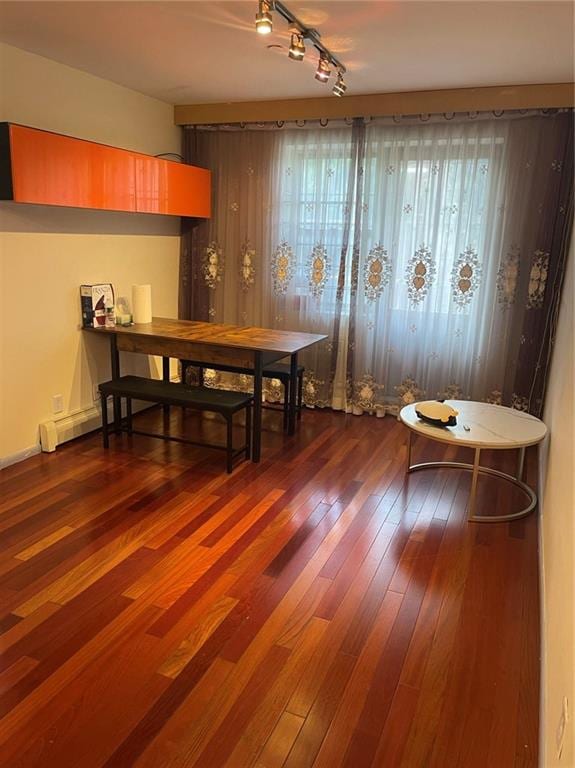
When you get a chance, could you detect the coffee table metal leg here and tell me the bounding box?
[406,430,412,473]
[401,425,539,523]
[468,447,481,520]
[516,446,526,480]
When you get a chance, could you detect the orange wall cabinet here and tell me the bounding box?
[135,154,211,217]
[0,123,211,218]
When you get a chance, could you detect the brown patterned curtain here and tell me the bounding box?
[179,128,209,322]
[509,116,573,416]
[178,111,573,417]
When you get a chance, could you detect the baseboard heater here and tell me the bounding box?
[39,399,154,452]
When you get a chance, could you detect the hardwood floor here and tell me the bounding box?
[0,407,539,767]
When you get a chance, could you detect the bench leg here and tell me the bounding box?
[162,357,170,417]
[181,360,190,384]
[253,353,263,462]
[246,403,252,460]
[288,353,298,435]
[198,366,205,387]
[282,379,289,432]
[226,415,233,474]
[126,397,133,434]
[110,335,122,435]
[297,370,304,420]
[100,393,109,449]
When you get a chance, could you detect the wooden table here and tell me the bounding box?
[83,317,326,462]
[400,400,547,522]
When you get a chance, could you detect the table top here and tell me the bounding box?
[84,317,327,355]
[400,400,547,449]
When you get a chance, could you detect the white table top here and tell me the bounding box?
[400,400,547,449]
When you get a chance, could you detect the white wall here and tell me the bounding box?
[0,43,182,462]
[541,235,574,767]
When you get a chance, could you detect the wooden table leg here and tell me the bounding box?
[110,335,122,434]
[252,352,263,462]
[288,352,298,435]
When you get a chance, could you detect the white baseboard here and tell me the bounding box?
[0,443,42,470]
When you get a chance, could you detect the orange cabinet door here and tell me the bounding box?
[136,155,211,217]
[9,125,137,212]
[6,124,210,217]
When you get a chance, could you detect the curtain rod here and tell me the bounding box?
[174,83,574,126]
[184,108,571,131]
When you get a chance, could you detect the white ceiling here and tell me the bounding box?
[0,1,573,105]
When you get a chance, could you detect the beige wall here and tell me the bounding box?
[1,43,180,152]
[541,236,574,767]
[0,43,182,461]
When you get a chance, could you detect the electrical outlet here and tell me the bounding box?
[52,394,64,414]
[556,696,569,759]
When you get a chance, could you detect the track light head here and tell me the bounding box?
[255,0,273,34]
[288,32,305,61]
[314,53,331,83]
[253,1,347,95]
[333,71,347,96]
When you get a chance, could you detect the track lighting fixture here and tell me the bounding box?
[333,71,347,96]
[254,0,348,95]
[288,32,305,61]
[255,0,273,35]
[315,53,331,83]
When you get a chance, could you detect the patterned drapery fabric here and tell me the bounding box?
[179,112,573,417]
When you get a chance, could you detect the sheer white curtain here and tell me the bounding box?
[351,119,510,412]
[272,119,511,412]
[269,125,360,408]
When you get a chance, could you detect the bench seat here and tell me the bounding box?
[99,376,252,473]
[180,359,304,430]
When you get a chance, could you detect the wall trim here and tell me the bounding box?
[174,83,575,125]
[537,435,550,768]
[0,443,41,470]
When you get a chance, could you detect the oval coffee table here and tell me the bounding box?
[399,400,547,522]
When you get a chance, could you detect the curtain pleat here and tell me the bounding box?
[329,118,366,401]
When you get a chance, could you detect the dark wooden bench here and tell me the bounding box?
[180,360,304,431]
[99,376,252,473]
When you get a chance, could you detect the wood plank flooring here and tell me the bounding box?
[0,407,539,767]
